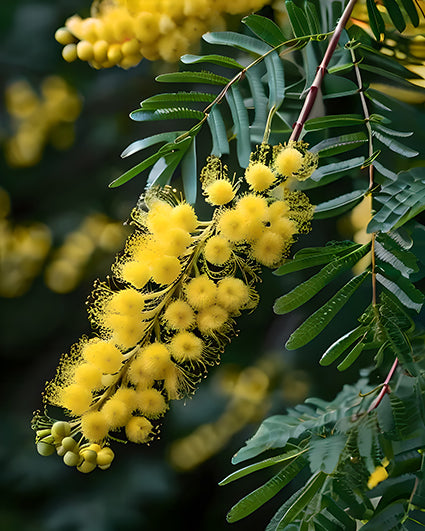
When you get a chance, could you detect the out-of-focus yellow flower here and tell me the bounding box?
[56,0,272,69]
[367,458,390,489]
[4,76,82,168]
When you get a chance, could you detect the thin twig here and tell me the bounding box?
[367,358,399,413]
[289,0,359,142]
[350,46,378,306]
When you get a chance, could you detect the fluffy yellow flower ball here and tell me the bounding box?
[125,416,153,444]
[275,147,304,177]
[204,235,232,265]
[244,163,276,191]
[205,180,236,205]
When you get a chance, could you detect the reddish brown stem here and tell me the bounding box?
[367,358,399,413]
[289,0,359,142]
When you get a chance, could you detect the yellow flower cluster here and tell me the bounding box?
[45,213,128,294]
[0,188,51,298]
[33,142,316,472]
[4,77,82,168]
[55,0,271,68]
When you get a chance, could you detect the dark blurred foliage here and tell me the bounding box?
[2,2,424,531]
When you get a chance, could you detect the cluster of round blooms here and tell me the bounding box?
[45,213,128,294]
[55,0,272,68]
[0,188,51,298]
[33,142,316,472]
[4,77,82,168]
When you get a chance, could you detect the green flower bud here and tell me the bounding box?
[63,451,81,467]
[51,421,71,440]
[61,436,77,451]
[80,448,97,463]
[37,441,55,456]
[77,460,97,474]
[96,447,114,467]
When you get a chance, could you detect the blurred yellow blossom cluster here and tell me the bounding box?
[45,213,129,294]
[0,188,51,298]
[33,142,316,472]
[4,76,82,168]
[55,0,271,68]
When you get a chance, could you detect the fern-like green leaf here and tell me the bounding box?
[243,14,287,47]
[321,495,357,531]
[220,447,307,486]
[366,0,386,40]
[367,168,425,233]
[264,49,286,110]
[120,131,184,159]
[379,316,418,375]
[180,137,197,204]
[383,0,407,32]
[156,71,230,85]
[207,105,229,157]
[308,434,346,474]
[361,503,405,529]
[337,341,366,371]
[109,152,163,188]
[300,157,364,189]
[314,189,368,219]
[225,85,251,167]
[275,472,327,529]
[286,271,370,350]
[274,243,370,314]
[399,0,420,26]
[203,31,270,55]
[311,132,368,157]
[245,64,268,136]
[375,232,418,277]
[226,456,308,523]
[139,91,216,110]
[372,123,413,138]
[304,0,321,35]
[304,114,364,131]
[180,54,243,69]
[320,326,367,366]
[130,107,205,122]
[376,266,423,312]
[274,241,361,276]
[373,131,419,158]
[285,0,310,38]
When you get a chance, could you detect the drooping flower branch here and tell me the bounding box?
[33,142,317,472]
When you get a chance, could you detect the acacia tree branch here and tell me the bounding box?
[289,0,359,142]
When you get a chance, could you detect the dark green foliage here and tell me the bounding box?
[217,2,425,528]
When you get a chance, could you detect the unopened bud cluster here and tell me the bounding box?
[35,419,114,473]
[4,77,81,168]
[55,0,271,68]
[33,142,316,472]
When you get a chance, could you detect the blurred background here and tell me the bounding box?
[1,1,424,530]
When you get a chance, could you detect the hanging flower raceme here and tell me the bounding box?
[32,142,317,473]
